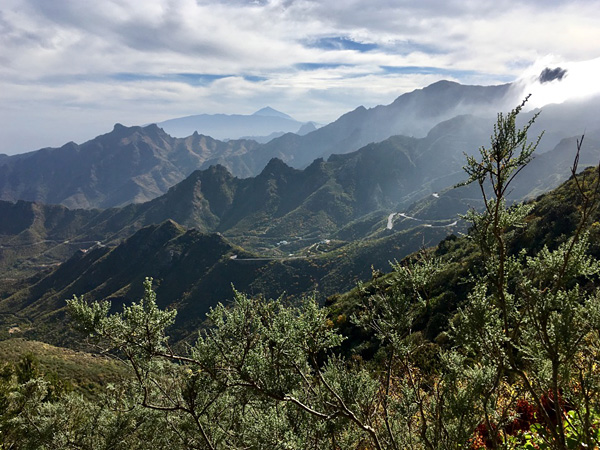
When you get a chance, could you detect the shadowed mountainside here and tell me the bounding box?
[0,124,260,209]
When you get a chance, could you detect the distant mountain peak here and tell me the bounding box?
[260,157,296,177]
[156,218,185,235]
[297,122,318,135]
[106,123,167,141]
[144,123,161,131]
[393,80,458,101]
[252,107,294,120]
[428,79,458,88]
[156,107,306,141]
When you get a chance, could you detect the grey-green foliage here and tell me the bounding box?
[0,359,178,450]
[353,254,487,450]
[455,102,600,449]
[67,281,388,449]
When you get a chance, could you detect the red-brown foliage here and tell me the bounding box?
[506,399,537,435]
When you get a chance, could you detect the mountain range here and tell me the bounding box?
[0,125,260,209]
[1,160,597,346]
[0,213,459,344]
[2,81,599,213]
[2,116,598,282]
[1,78,600,281]
[1,120,482,278]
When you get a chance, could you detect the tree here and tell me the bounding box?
[68,283,387,449]
[0,355,176,450]
[455,100,600,449]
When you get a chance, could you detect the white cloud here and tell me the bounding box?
[1,0,599,153]
[513,56,600,109]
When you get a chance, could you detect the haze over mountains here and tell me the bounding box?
[155,106,318,142]
[1,75,599,265]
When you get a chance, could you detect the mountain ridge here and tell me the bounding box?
[3,162,600,347]
[2,81,600,217]
[0,124,260,209]
[0,79,520,209]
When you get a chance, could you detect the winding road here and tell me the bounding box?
[386,194,459,231]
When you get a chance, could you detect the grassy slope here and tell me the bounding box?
[0,338,129,398]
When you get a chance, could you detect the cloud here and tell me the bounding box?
[514,56,600,109]
[1,0,600,154]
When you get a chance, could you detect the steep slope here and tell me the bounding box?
[523,94,600,154]
[0,220,311,342]
[6,163,600,348]
[329,164,600,346]
[203,81,513,175]
[512,130,600,199]
[0,201,105,276]
[0,211,461,345]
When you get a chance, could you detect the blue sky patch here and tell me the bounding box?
[308,37,378,53]
[174,73,230,85]
[380,66,514,83]
[295,63,351,71]
[388,40,447,56]
[243,75,268,82]
[381,66,479,77]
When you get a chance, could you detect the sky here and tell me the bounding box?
[1,0,600,155]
